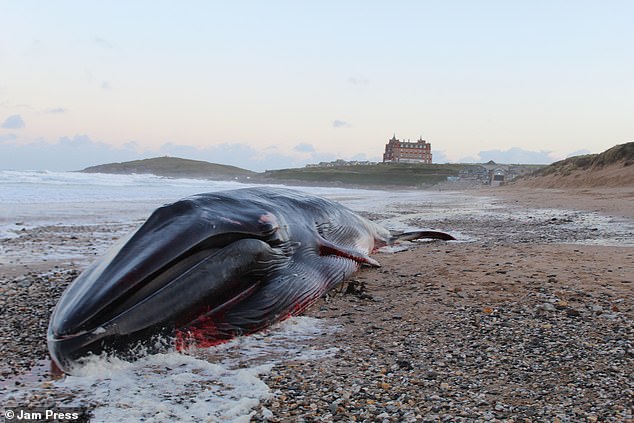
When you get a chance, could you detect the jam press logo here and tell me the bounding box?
[3,407,91,422]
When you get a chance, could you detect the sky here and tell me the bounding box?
[1,1,633,172]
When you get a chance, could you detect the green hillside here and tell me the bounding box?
[261,163,464,187]
[80,157,256,179]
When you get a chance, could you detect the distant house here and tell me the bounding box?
[305,159,376,168]
[382,135,432,164]
[459,165,489,184]
[490,168,506,186]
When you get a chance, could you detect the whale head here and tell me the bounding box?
[47,192,292,373]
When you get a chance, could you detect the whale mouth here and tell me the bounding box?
[47,233,288,372]
[62,236,244,336]
[47,194,294,373]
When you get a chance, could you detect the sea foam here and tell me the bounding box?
[3,317,338,422]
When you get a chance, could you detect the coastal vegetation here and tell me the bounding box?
[532,142,633,177]
[513,142,634,188]
[261,163,465,187]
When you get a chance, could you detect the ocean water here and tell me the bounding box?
[1,170,632,421]
[0,169,475,240]
[0,170,256,238]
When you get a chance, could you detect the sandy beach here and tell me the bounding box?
[1,186,632,422]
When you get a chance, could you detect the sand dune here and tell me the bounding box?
[514,142,633,188]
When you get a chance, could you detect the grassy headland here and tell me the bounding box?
[81,157,256,180]
[260,163,465,187]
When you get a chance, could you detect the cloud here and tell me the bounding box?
[123,140,140,150]
[94,36,114,49]
[349,152,381,162]
[0,135,140,171]
[469,147,555,164]
[2,115,25,129]
[566,149,592,158]
[455,155,480,163]
[83,69,112,90]
[0,134,349,172]
[0,133,17,142]
[332,120,351,128]
[159,142,261,165]
[347,76,370,86]
[158,142,325,172]
[31,39,45,53]
[431,150,450,164]
[293,143,315,153]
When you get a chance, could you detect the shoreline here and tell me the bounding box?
[1,186,632,421]
[475,185,634,219]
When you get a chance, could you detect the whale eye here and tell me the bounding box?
[259,214,291,248]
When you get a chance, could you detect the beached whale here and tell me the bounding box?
[48,187,454,373]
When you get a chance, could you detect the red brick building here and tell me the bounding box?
[382,135,432,163]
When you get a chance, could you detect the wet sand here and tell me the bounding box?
[479,185,634,219]
[1,187,632,421]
